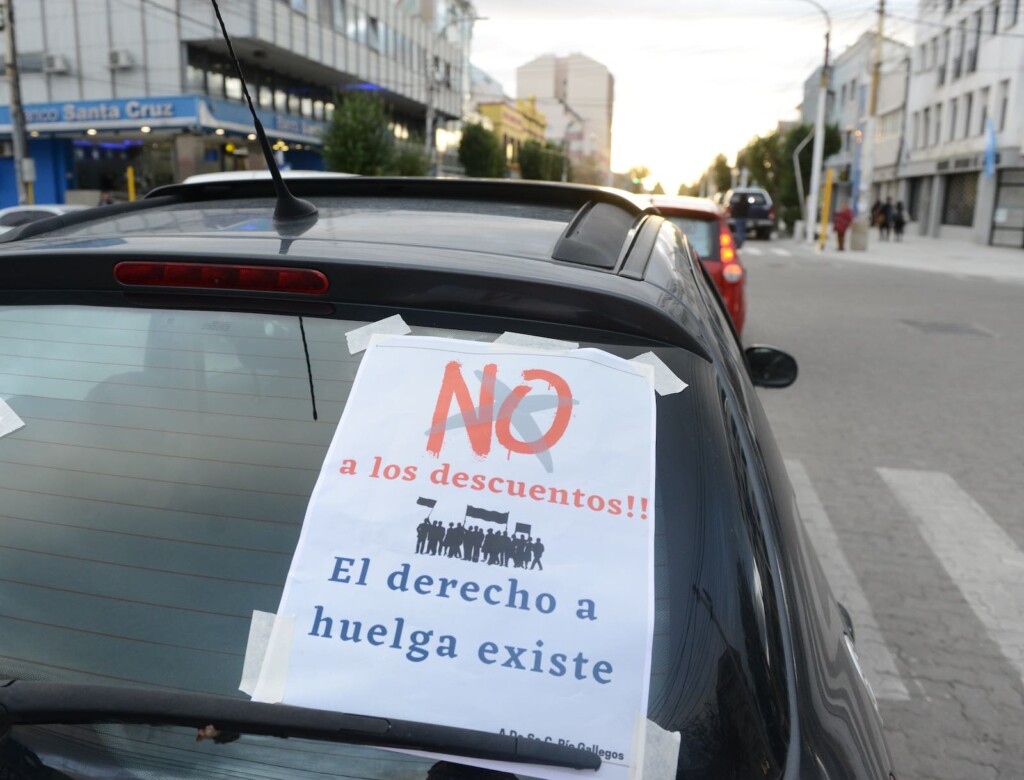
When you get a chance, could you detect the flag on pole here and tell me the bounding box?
[416,497,437,508]
[514,522,532,536]
[984,117,997,177]
[466,505,509,525]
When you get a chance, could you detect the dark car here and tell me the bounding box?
[0,178,891,780]
[649,194,746,334]
[724,187,776,240]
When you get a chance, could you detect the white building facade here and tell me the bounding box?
[0,0,471,204]
[900,0,1024,245]
[802,32,910,215]
[516,53,614,184]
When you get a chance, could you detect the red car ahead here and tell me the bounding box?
[650,194,746,334]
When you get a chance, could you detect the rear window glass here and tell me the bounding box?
[731,192,768,206]
[663,215,720,260]
[0,305,787,778]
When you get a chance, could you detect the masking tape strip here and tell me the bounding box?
[243,611,295,703]
[492,332,579,351]
[628,352,688,396]
[0,398,25,439]
[238,610,275,696]
[641,719,682,780]
[346,315,411,354]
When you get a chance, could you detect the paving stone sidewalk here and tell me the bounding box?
[791,232,1024,284]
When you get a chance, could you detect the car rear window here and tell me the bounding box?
[731,192,768,206]
[0,304,788,778]
[662,215,720,261]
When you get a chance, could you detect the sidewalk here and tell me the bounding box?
[800,231,1024,284]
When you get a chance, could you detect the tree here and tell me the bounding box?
[519,140,546,180]
[459,123,505,178]
[392,142,431,176]
[732,123,843,233]
[627,165,651,193]
[651,181,665,195]
[711,154,732,193]
[571,154,605,185]
[322,92,394,175]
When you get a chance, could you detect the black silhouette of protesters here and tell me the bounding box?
[412,505,548,570]
[530,538,544,570]
[415,518,432,554]
[426,520,445,555]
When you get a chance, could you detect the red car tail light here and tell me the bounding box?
[722,262,744,283]
[114,262,329,294]
[720,225,736,262]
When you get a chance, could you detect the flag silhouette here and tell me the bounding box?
[466,505,508,525]
[515,522,532,536]
[417,497,437,508]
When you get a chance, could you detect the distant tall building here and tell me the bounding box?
[516,53,614,183]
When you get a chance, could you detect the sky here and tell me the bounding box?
[470,0,918,193]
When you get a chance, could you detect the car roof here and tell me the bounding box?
[647,194,723,216]
[0,177,710,355]
[182,170,359,184]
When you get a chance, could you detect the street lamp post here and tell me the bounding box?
[795,0,831,245]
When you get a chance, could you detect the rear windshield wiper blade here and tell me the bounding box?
[0,681,599,771]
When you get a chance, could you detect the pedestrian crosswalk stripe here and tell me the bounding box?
[878,468,1024,686]
[770,248,791,256]
[786,460,910,700]
[742,246,763,256]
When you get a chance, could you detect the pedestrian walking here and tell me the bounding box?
[833,201,853,251]
[893,201,906,242]
[729,192,750,247]
[878,196,894,241]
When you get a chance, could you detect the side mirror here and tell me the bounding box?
[745,345,798,388]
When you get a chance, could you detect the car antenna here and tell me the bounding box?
[207,0,317,224]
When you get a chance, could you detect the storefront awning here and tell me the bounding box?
[0,95,325,147]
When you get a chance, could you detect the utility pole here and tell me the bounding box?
[806,25,830,244]
[859,0,886,217]
[2,0,31,205]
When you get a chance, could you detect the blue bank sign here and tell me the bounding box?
[0,96,200,128]
[0,95,324,145]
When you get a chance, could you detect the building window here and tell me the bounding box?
[949,98,958,141]
[207,69,225,98]
[367,17,380,51]
[259,82,273,108]
[942,173,977,226]
[935,104,943,145]
[953,20,966,79]
[332,0,346,32]
[841,84,847,103]
[290,0,307,12]
[274,89,287,113]
[225,75,243,101]
[968,10,982,71]
[991,0,1000,32]
[963,93,973,138]
[912,112,920,148]
[186,64,205,93]
[979,86,990,133]
[1010,0,1020,27]
[923,108,931,147]
[996,79,1009,130]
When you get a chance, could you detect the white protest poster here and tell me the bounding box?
[254,336,657,780]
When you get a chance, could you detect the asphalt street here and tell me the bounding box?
[743,238,1024,780]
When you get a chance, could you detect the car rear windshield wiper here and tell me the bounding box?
[0,681,599,771]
